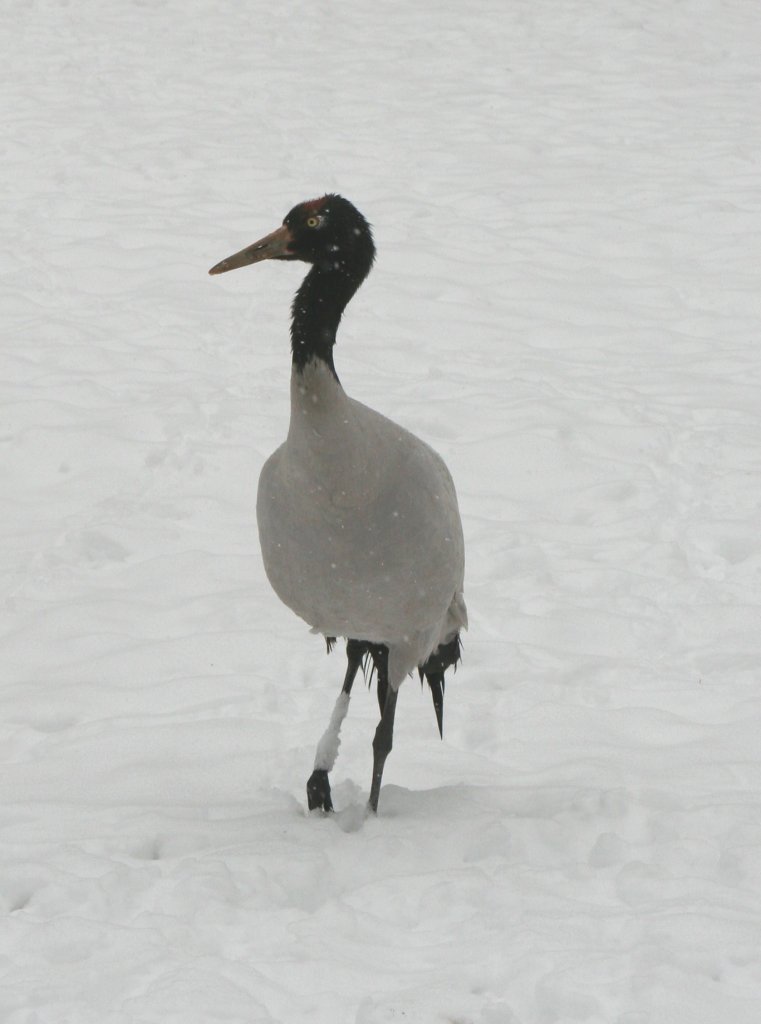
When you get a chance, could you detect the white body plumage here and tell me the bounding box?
[257,358,467,689]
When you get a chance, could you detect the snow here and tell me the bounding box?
[314,692,351,772]
[2,0,761,1021]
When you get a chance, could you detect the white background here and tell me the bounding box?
[2,1,760,1021]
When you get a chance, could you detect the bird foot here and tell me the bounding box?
[306,769,333,812]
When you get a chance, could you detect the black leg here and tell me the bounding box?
[342,639,370,696]
[371,644,389,716]
[306,769,333,812]
[369,646,397,814]
[307,639,368,811]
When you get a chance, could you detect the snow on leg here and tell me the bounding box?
[307,638,367,812]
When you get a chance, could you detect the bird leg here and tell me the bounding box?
[368,646,397,814]
[307,639,367,812]
[371,644,389,716]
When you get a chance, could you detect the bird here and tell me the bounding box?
[209,194,467,814]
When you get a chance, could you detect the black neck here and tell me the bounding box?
[290,263,368,378]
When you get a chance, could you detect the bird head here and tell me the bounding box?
[209,194,375,278]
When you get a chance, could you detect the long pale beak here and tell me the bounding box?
[208,224,293,275]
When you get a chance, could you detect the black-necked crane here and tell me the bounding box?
[209,195,467,814]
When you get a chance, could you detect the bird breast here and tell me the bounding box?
[256,360,465,648]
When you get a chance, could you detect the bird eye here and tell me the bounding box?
[306,215,322,228]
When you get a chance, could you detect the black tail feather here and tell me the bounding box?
[427,673,445,738]
[420,634,462,677]
[418,634,462,739]
[332,635,461,739]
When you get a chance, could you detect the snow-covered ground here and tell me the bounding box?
[3,1,761,1021]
